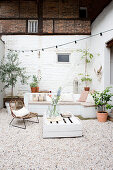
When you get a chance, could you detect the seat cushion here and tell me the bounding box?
[60,93,74,102]
[12,107,29,117]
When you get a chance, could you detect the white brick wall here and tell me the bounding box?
[1,0,113,96]
[0,40,5,108]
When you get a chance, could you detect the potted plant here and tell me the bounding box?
[0,52,29,97]
[79,74,92,91]
[0,52,29,113]
[91,87,113,122]
[77,48,97,91]
[30,74,41,93]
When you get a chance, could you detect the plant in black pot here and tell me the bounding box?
[91,87,113,122]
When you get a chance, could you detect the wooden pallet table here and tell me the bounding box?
[43,114,82,138]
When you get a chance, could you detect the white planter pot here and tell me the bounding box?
[5,102,11,115]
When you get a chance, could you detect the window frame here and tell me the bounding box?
[57,53,71,64]
[79,7,88,19]
[28,20,38,33]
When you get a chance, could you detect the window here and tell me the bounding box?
[28,20,38,33]
[79,7,87,18]
[57,54,70,63]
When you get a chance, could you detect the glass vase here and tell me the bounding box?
[46,104,60,118]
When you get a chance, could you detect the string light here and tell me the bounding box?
[7,28,113,53]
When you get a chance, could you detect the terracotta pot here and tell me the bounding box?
[84,87,90,91]
[36,87,39,92]
[96,111,108,122]
[31,87,36,93]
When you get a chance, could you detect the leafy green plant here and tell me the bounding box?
[0,52,29,97]
[77,49,94,63]
[91,87,113,112]
[79,74,92,87]
[30,82,37,88]
[77,48,98,87]
[30,75,41,87]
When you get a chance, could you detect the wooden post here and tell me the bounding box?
[38,0,43,34]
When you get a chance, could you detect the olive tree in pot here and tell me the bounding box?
[0,52,29,97]
[91,87,113,122]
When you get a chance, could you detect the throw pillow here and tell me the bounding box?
[78,90,89,102]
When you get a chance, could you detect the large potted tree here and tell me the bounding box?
[91,87,113,122]
[0,52,29,111]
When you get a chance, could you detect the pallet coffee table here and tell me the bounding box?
[43,114,82,138]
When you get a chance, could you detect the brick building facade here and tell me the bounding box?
[0,0,111,35]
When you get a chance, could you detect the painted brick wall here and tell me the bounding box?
[0,40,5,108]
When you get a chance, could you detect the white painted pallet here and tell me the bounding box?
[43,114,82,138]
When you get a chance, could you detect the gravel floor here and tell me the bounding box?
[0,108,113,170]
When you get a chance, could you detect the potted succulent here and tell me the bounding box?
[30,75,41,93]
[91,87,113,122]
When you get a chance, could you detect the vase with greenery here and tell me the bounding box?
[47,87,62,118]
[91,87,113,122]
[0,52,29,97]
[30,74,41,93]
[77,48,95,91]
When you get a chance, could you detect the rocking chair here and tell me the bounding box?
[9,100,39,129]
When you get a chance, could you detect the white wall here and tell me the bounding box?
[1,1,113,95]
[0,39,5,108]
[90,0,113,91]
[2,35,92,95]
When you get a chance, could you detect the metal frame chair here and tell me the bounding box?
[9,100,39,129]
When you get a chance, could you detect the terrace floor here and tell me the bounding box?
[0,108,113,170]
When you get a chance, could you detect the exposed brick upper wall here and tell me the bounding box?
[0,0,38,18]
[43,0,79,18]
[0,20,26,33]
[54,20,91,34]
[0,1,19,18]
[43,20,53,33]
[20,1,38,18]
